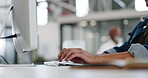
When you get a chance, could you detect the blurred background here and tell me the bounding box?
[0,0,148,64]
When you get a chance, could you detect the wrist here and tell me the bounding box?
[93,55,111,64]
[93,52,134,64]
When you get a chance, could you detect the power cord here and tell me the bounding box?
[0,34,17,39]
[0,5,14,65]
[0,55,9,64]
[0,34,17,64]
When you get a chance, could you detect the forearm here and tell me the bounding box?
[94,52,134,64]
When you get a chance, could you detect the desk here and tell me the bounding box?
[0,65,148,78]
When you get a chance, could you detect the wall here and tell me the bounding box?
[37,21,60,60]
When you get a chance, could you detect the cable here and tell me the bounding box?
[0,5,15,40]
[0,55,9,64]
[0,34,17,39]
[0,5,13,65]
[0,5,13,37]
[0,5,14,64]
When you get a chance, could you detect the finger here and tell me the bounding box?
[58,48,84,62]
[58,48,68,61]
[71,57,80,63]
[75,57,86,63]
[68,48,83,50]
[59,48,83,58]
[60,49,71,61]
[70,57,86,63]
[64,51,73,61]
[68,53,89,63]
[67,53,81,62]
[71,59,77,63]
[58,48,66,58]
[64,49,83,61]
[59,49,81,61]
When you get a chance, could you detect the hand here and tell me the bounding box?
[58,48,99,64]
[58,49,134,64]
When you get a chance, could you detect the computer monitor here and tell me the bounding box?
[12,0,38,53]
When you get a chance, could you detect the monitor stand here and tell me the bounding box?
[0,5,13,36]
[0,5,13,65]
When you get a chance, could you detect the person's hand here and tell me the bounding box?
[58,48,100,64]
[58,49,134,64]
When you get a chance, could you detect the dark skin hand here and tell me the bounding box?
[58,48,134,64]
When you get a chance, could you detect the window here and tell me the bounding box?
[37,0,48,25]
[135,0,148,11]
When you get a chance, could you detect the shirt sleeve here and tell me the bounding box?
[104,48,118,54]
[104,41,130,54]
[104,21,147,55]
[128,43,148,61]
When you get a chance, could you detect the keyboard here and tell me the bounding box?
[43,61,85,66]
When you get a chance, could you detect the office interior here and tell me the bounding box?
[0,0,148,64]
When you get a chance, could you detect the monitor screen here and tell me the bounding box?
[12,0,38,53]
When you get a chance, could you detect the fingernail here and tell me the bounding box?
[67,59,70,61]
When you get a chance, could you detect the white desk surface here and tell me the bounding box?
[0,65,148,78]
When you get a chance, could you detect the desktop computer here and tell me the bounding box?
[0,0,37,66]
[12,0,38,53]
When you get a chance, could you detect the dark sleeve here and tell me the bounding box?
[105,21,144,53]
[143,44,148,50]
